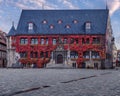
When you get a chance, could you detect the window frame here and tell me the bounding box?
[52,38,57,45]
[28,22,33,30]
[92,37,100,44]
[31,38,38,44]
[85,22,91,30]
[58,19,63,24]
[20,52,27,58]
[40,38,44,45]
[20,38,28,44]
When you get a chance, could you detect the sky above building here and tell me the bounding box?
[0,0,120,49]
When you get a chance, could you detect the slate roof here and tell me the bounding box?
[9,9,109,36]
[7,25,16,36]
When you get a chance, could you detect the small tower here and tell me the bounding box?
[7,22,16,67]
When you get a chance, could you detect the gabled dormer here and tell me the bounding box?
[85,21,91,33]
[27,22,36,33]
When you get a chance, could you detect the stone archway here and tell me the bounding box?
[57,54,63,64]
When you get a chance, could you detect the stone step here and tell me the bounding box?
[46,64,73,69]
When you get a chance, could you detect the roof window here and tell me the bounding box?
[85,22,91,30]
[73,20,78,24]
[58,20,63,24]
[66,25,71,29]
[28,22,33,30]
[42,20,47,24]
[50,25,54,29]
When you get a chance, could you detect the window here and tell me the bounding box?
[46,51,48,58]
[30,52,38,58]
[58,20,62,24]
[20,52,27,58]
[52,38,56,45]
[40,52,44,58]
[20,38,28,44]
[75,38,78,44]
[66,25,71,28]
[50,25,54,29]
[42,20,47,24]
[85,22,91,29]
[92,51,100,59]
[82,38,90,44]
[31,38,38,44]
[73,20,78,24]
[106,53,111,59]
[83,51,90,59]
[70,51,78,58]
[86,38,90,44]
[46,38,48,45]
[92,37,100,44]
[40,38,44,45]
[28,23,33,30]
[63,38,68,44]
[70,38,74,44]
[82,38,85,44]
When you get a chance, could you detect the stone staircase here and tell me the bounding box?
[46,63,73,69]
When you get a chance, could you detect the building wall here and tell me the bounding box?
[105,15,114,68]
[7,36,16,67]
[117,50,120,67]
[0,31,7,68]
[7,34,107,68]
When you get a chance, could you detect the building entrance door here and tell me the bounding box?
[57,54,63,64]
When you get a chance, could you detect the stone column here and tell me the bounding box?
[90,51,93,68]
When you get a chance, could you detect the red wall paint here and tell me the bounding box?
[11,35,106,68]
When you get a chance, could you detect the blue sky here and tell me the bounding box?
[0,0,120,48]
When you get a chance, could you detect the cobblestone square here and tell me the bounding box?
[0,69,120,96]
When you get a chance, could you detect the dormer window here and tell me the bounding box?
[50,25,54,29]
[73,20,78,24]
[58,20,62,24]
[85,22,91,29]
[66,25,71,29]
[28,22,33,30]
[42,20,47,24]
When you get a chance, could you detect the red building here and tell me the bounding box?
[7,9,114,69]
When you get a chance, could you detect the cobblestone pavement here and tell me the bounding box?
[0,68,120,96]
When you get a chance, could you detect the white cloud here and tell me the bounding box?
[108,0,120,15]
[0,10,3,13]
[28,0,58,9]
[82,0,95,8]
[0,22,10,33]
[59,0,79,9]
[0,0,3,3]
[115,36,120,49]
[15,2,30,9]
[10,0,57,10]
[112,20,120,49]
[28,0,45,8]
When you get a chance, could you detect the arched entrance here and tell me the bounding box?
[57,54,63,64]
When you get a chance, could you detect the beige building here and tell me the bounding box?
[0,30,7,67]
[111,39,117,68]
[117,50,120,67]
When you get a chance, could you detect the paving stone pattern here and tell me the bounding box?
[0,69,120,96]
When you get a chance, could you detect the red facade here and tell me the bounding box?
[11,34,106,68]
